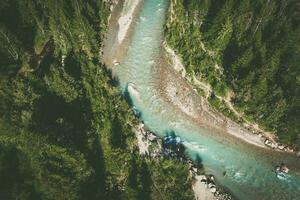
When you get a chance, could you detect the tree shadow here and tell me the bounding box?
[128,157,138,189]
[80,135,106,200]
[0,143,42,199]
[30,93,88,151]
[195,154,203,169]
[123,83,134,107]
[165,130,176,138]
[110,116,126,149]
[138,161,152,200]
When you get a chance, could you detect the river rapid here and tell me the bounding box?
[105,0,300,199]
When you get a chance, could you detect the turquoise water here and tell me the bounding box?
[116,0,300,199]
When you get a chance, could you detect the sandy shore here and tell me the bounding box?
[117,0,141,43]
[102,0,144,70]
[193,175,216,200]
[103,0,296,156]
[163,43,265,147]
[161,42,298,153]
[135,122,149,155]
[100,1,300,199]
[164,42,186,77]
[155,46,268,149]
[102,2,220,199]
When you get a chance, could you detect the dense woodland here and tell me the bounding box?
[0,0,194,199]
[165,0,300,148]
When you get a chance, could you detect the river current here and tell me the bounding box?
[114,0,300,199]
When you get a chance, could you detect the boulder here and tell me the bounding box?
[148,134,157,141]
[209,175,215,181]
[113,60,120,66]
[192,167,198,173]
[210,187,217,193]
[200,179,207,183]
[208,183,215,188]
[264,139,269,145]
[281,165,289,173]
[199,175,207,182]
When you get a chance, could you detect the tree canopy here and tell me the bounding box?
[165,0,300,148]
[0,1,194,199]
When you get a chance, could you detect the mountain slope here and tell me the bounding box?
[0,1,193,199]
[165,0,300,148]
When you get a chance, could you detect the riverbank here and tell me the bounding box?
[117,0,140,43]
[102,0,300,199]
[164,0,299,154]
[155,45,268,149]
[134,121,233,200]
[102,2,233,199]
[102,0,144,71]
[161,41,297,153]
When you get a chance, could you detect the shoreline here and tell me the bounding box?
[102,0,144,71]
[102,1,226,199]
[117,0,141,44]
[160,41,297,153]
[135,121,233,200]
[155,46,268,149]
[101,1,298,199]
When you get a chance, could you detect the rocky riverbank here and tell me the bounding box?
[154,45,267,149]
[102,0,144,71]
[134,121,234,200]
[104,0,296,155]
[161,41,298,155]
[102,1,300,199]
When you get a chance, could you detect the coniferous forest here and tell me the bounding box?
[1,0,300,199]
[165,0,300,148]
[0,1,193,199]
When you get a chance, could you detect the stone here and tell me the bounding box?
[281,166,289,173]
[209,175,215,181]
[271,143,278,149]
[200,179,207,183]
[113,60,120,66]
[199,175,207,182]
[192,167,198,173]
[278,145,285,150]
[208,183,215,188]
[210,187,217,193]
[175,136,181,143]
[148,134,157,141]
[264,139,269,145]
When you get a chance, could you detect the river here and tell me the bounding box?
[107,0,300,199]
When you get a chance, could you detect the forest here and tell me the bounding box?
[0,0,193,199]
[165,0,300,148]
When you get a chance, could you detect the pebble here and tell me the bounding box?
[210,187,217,193]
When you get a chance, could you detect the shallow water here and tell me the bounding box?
[115,0,300,199]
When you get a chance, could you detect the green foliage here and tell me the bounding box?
[0,134,91,200]
[148,160,194,200]
[208,94,239,122]
[0,1,193,199]
[166,0,300,148]
[0,136,42,200]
